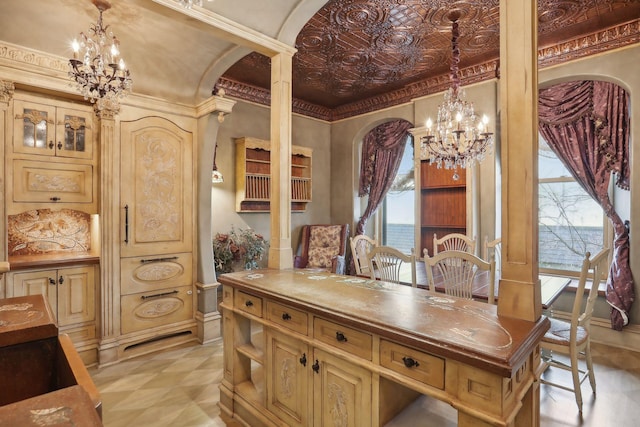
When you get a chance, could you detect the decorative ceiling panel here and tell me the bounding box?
[219,0,640,121]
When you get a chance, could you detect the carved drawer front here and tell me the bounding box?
[13,159,93,204]
[235,291,263,318]
[266,301,308,335]
[380,339,445,390]
[121,285,194,334]
[121,253,192,295]
[314,317,372,361]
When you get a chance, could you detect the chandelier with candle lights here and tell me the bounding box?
[69,0,132,111]
[421,12,493,180]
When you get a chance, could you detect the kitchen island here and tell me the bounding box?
[219,269,549,426]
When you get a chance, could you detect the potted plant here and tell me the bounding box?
[213,226,268,275]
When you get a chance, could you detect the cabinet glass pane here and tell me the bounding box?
[63,115,86,152]
[22,108,48,149]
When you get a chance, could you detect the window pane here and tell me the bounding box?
[539,181,604,271]
[383,137,414,253]
[539,138,571,179]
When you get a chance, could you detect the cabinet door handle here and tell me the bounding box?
[335,331,348,342]
[49,278,56,285]
[299,353,307,367]
[124,204,129,243]
[57,141,63,150]
[50,197,61,202]
[141,290,179,300]
[282,312,291,321]
[245,300,253,307]
[48,141,54,149]
[402,356,420,368]
[140,256,179,264]
[58,276,64,285]
[312,360,320,373]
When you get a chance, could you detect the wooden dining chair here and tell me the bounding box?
[432,233,476,255]
[367,246,416,287]
[483,236,502,278]
[349,234,378,276]
[423,249,496,304]
[539,248,610,413]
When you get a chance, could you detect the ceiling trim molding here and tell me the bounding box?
[218,19,639,122]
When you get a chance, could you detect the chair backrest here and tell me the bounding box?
[572,248,610,335]
[367,246,416,287]
[350,234,378,276]
[432,233,476,256]
[295,224,350,273]
[424,249,496,304]
[483,236,502,278]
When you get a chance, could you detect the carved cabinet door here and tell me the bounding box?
[119,117,193,257]
[266,329,311,427]
[312,349,372,427]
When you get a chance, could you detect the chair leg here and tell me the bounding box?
[585,341,596,394]
[570,348,583,413]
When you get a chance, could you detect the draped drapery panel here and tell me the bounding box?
[539,80,633,330]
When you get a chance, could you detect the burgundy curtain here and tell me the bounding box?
[355,120,413,238]
[538,80,633,330]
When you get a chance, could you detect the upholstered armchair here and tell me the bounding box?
[294,224,350,274]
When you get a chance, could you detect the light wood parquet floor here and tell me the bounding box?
[88,341,640,426]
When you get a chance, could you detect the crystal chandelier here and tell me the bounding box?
[69,0,132,111]
[421,12,493,180]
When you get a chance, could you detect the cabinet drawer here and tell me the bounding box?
[266,301,308,335]
[314,317,372,360]
[380,339,445,389]
[121,285,194,334]
[13,159,93,204]
[121,253,192,295]
[234,291,263,317]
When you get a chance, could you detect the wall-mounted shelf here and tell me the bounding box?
[235,137,312,212]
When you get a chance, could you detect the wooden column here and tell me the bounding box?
[0,81,13,275]
[268,52,294,269]
[498,0,541,322]
[97,107,120,365]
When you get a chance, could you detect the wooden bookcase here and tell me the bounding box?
[235,137,312,212]
[420,161,467,256]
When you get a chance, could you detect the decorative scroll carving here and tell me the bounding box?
[136,133,181,242]
[134,263,185,282]
[8,209,91,256]
[134,299,183,319]
[0,80,14,105]
[28,172,81,193]
[0,41,68,73]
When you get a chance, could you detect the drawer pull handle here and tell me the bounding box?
[312,359,320,373]
[245,300,254,307]
[141,290,179,300]
[140,256,179,264]
[299,353,307,367]
[50,196,61,202]
[336,331,348,342]
[282,312,291,320]
[402,356,420,368]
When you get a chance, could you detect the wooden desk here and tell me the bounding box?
[219,268,549,427]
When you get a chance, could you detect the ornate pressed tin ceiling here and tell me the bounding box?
[218,0,640,121]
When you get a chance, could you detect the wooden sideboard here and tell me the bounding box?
[219,269,549,427]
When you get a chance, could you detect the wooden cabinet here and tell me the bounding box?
[235,137,312,212]
[118,116,196,345]
[8,92,97,214]
[420,161,467,256]
[12,96,94,160]
[7,266,96,332]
